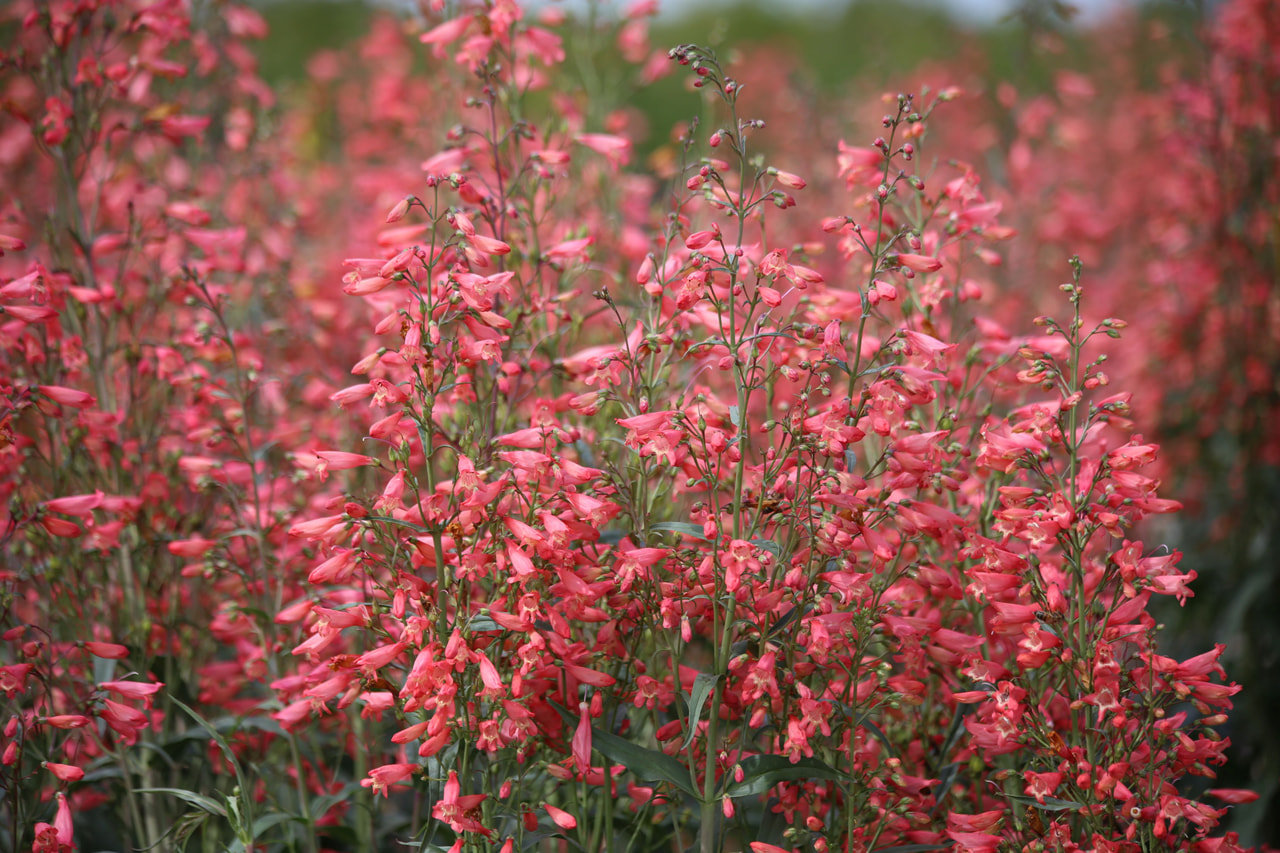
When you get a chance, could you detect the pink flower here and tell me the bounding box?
[100,699,149,744]
[33,794,73,852]
[100,681,163,707]
[947,831,1001,853]
[361,762,417,797]
[44,762,84,783]
[433,770,489,835]
[545,803,577,830]
[770,168,806,189]
[329,383,374,407]
[571,702,592,774]
[41,98,72,146]
[83,642,129,659]
[35,385,96,408]
[420,16,472,57]
[821,320,848,362]
[575,133,631,169]
[896,252,943,273]
[468,234,512,256]
[1024,770,1064,803]
[42,492,104,516]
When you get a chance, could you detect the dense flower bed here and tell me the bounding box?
[1,1,1273,852]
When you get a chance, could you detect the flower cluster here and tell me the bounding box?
[0,0,1263,852]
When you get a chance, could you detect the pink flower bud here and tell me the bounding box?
[546,804,577,830]
[635,255,655,285]
[685,225,719,250]
[896,253,942,273]
[469,234,511,256]
[43,715,92,729]
[45,762,85,783]
[4,305,58,322]
[35,386,96,408]
[42,492,105,517]
[84,642,129,659]
[386,196,412,223]
[771,168,806,189]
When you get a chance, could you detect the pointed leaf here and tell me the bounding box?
[930,761,961,816]
[652,522,710,541]
[251,812,295,837]
[857,714,897,758]
[682,673,719,750]
[136,788,227,817]
[723,755,850,798]
[751,538,782,559]
[591,726,700,799]
[171,697,246,793]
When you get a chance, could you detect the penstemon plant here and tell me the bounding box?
[0,0,1263,852]
[0,1,339,851]
[279,6,1251,853]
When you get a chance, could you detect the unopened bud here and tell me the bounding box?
[386,196,413,223]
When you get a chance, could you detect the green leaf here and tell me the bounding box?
[722,755,850,798]
[651,522,709,541]
[468,615,501,632]
[856,714,897,758]
[172,810,212,853]
[81,765,125,784]
[729,405,741,428]
[136,788,227,817]
[250,812,295,837]
[767,606,800,638]
[170,697,247,793]
[938,701,979,767]
[550,701,698,799]
[92,654,117,688]
[930,761,960,816]
[751,538,782,559]
[682,673,719,750]
[307,784,362,821]
[366,514,429,533]
[591,727,700,799]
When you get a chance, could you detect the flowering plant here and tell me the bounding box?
[0,1,1263,852]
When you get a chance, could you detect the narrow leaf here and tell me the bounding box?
[930,761,961,816]
[856,714,897,758]
[136,788,227,817]
[250,812,295,836]
[682,673,719,750]
[591,727,700,799]
[751,538,782,559]
[171,697,247,792]
[652,522,710,541]
[723,755,850,798]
